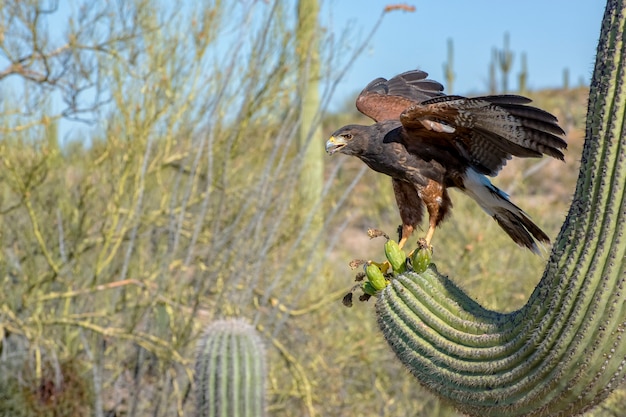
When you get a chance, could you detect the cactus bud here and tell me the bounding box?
[362,282,378,297]
[384,239,407,274]
[365,263,388,291]
[411,241,433,273]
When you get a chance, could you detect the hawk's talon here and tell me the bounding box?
[406,238,433,259]
[418,237,433,253]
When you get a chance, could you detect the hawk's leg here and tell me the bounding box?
[420,180,452,248]
[398,224,414,250]
[392,179,424,250]
[425,219,437,247]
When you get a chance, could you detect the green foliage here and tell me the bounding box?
[195,319,267,417]
[0,1,338,415]
[0,1,427,416]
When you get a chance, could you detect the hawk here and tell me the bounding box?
[325,70,566,253]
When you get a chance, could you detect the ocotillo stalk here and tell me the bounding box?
[195,319,267,417]
[376,1,626,416]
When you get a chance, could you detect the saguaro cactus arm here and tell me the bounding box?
[375,1,626,416]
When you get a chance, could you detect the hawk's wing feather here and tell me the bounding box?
[467,95,532,105]
[399,95,567,176]
[387,70,446,99]
[473,96,566,137]
[356,94,415,124]
[356,70,444,122]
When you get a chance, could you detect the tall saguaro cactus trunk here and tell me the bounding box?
[194,319,267,417]
[296,0,323,236]
[376,1,626,416]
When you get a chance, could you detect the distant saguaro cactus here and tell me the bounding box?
[489,48,498,94]
[195,319,267,417]
[498,32,514,93]
[296,0,323,238]
[442,38,455,94]
[518,52,528,94]
[563,67,570,90]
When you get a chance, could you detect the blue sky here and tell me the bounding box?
[1,1,606,141]
[326,1,605,108]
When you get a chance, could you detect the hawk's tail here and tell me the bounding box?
[461,168,549,254]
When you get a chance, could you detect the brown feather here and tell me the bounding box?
[392,178,424,232]
[492,207,550,253]
[357,94,417,123]
[356,70,444,122]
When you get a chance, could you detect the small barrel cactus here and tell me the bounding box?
[194,318,267,417]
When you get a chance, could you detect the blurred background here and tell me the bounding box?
[0,1,616,416]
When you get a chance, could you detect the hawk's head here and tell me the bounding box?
[325,125,371,156]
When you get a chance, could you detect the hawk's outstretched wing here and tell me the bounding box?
[327,69,567,252]
[399,95,567,176]
[356,70,445,122]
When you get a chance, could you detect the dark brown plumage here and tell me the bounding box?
[325,70,567,253]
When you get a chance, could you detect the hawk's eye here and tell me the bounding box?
[344,133,353,140]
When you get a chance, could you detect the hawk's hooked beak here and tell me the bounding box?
[325,136,346,155]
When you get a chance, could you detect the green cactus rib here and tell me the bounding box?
[195,319,267,417]
[375,1,626,416]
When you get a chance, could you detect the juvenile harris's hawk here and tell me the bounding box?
[325,70,566,253]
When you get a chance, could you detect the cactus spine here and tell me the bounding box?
[195,319,267,417]
[376,1,626,415]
